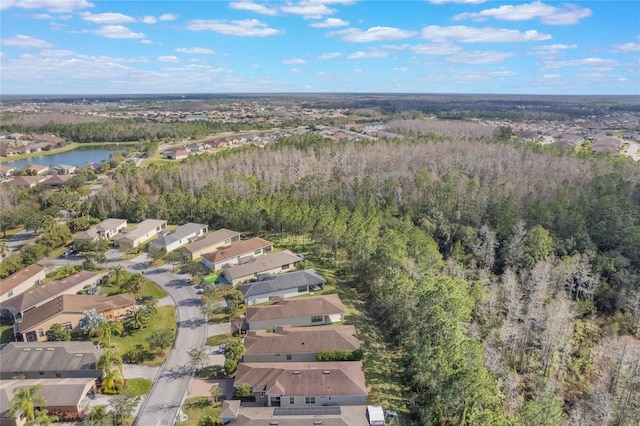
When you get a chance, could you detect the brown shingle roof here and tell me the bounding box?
[19,293,135,331]
[201,237,272,264]
[0,341,102,374]
[244,325,359,356]
[0,378,96,414]
[223,250,301,281]
[0,264,47,295]
[182,228,241,255]
[233,361,367,397]
[245,293,345,323]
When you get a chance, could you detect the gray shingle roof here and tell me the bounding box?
[238,269,325,298]
[0,342,102,374]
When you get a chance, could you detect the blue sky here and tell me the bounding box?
[1,0,638,95]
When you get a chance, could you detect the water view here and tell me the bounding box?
[2,145,126,169]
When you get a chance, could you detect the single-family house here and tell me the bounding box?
[41,174,74,188]
[200,237,273,270]
[222,404,370,426]
[0,271,107,325]
[149,222,208,253]
[23,164,49,176]
[0,378,97,426]
[238,269,325,306]
[245,293,345,330]
[243,325,360,363]
[222,250,302,285]
[53,164,77,174]
[0,165,16,178]
[0,265,47,302]
[8,176,47,189]
[74,218,127,241]
[163,148,189,160]
[0,341,103,380]
[233,361,367,407]
[181,228,241,260]
[17,293,135,342]
[113,219,167,250]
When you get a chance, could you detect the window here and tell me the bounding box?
[39,371,44,376]
[224,238,231,244]
[298,285,307,293]
[281,264,290,270]
[37,329,44,337]
[55,372,62,378]
[254,249,262,255]
[62,322,73,330]
[7,290,13,297]
[286,354,292,360]
[311,315,323,323]
[289,397,295,405]
[305,397,316,405]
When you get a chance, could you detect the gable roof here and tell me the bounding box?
[41,174,74,186]
[234,361,367,397]
[201,237,273,264]
[114,219,166,243]
[0,378,96,415]
[238,269,325,299]
[228,405,369,426]
[244,325,359,356]
[182,228,241,255]
[223,250,301,281]
[9,175,46,187]
[19,293,135,332]
[0,341,102,374]
[245,293,345,323]
[0,271,105,314]
[154,222,208,246]
[0,264,47,295]
[74,218,127,240]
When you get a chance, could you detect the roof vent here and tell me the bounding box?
[47,348,54,351]
[313,421,323,425]
[292,371,300,375]
[322,371,330,374]
[22,348,30,351]
[75,354,83,357]
[269,422,279,426]
[35,348,43,351]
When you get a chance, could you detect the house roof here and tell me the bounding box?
[244,325,359,356]
[223,250,301,281]
[9,175,46,187]
[0,341,102,374]
[153,222,207,247]
[19,293,136,332]
[42,174,74,186]
[24,163,49,171]
[0,378,96,415]
[201,237,273,264]
[245,293,345,324]
[238,269,325,299]
[0,264,47,295]
[0,271,105,314]
[114,219,166,243]
[74,218,127,240]
[233,361,367,397]
[182,228,241,255]
[229,405,370,426]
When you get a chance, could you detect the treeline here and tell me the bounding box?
[0,117,287,143]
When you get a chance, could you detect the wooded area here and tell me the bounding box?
[2,123,639,425]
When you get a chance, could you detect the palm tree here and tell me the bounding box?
[124,306,153,331]
[97,348,124,394]
[101,366,125,394]
[96,321,124,348]
[9,384,47,423]
[122,273,145,299]
[0,240,9,259]
[110,265,125,287]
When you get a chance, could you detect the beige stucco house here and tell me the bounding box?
[0,264,47,302]
[113,219,166,250]
[181,228,241,260]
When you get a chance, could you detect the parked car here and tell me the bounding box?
[219,343,227,354]
[137,296,154,304]
[62,249,74,257]
[194,285,204,295]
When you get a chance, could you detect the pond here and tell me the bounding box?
[3,144,127,169]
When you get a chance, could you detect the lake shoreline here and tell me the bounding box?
[0,141,137,163]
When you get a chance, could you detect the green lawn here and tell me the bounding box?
[100,278,167,300]
[107,305,177,366]
[205,334,240,347]
[176,397,220,426]
[0,324,14,344]
[124,378,153,395]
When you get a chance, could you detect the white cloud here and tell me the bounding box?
[393,67,408,71]
[91,25,145,39]
[613,42,640,53]
[0,0,93,13]
[319,52,341,59]
[283,58,307,64]
[141,16,157,24]
[280,1,336,18]
[544,57,619,69]
[186,19,284,37]
[79,12,136,24]
[33,13,53,19]
[310,18,349,28]
[140,39,153,44]
[447,50,515,64]
[159,14,177,21]
[411,43,463,55]
[454,2,592,25]
[347,50,389,59]
[330,26,417,42]
[532,43,577,52]
[230,1,278,15]
[1,34,54,48]
[543,74,562,79]
[421,25,551,43]
[39,49,74,57]
[289,67,304,73]
[158,56,180,63]
[429,0,486,4]
[175,47,215,54]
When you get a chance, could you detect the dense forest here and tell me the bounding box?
[2,121,639,424]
